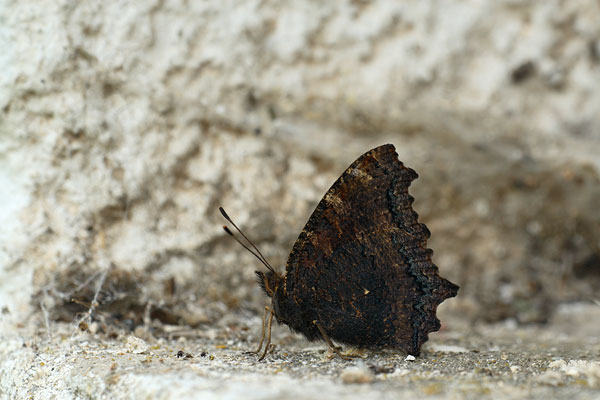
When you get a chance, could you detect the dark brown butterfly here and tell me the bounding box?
[221,144,458,360]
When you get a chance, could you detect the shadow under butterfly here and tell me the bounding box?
[220,144,458,361]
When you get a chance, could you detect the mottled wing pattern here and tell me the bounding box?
[283,144,458,354]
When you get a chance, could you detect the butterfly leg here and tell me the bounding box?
[258,307,275,361]
[312,320,352,361]
[254,306,269,354]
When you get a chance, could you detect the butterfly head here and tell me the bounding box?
[255,270,282,298]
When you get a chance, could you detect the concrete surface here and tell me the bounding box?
[1,303,599,399]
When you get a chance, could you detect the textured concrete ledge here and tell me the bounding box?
[1,304,599,399]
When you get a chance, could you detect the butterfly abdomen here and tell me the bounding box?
[272,289,323,341]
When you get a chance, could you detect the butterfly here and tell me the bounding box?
[221,144,458,360]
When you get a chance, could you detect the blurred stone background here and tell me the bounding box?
[1,1,599,341]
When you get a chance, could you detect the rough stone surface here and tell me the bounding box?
[1,304,600,399]
[1,1,600,398]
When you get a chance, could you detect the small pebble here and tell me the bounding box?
[341,366,375,384]
[535,370,563,386]
[125,336,148,354]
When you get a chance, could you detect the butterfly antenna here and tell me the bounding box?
[219,207,275,273]
[222,226,274,272]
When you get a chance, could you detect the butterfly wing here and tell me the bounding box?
[283,144,458,354]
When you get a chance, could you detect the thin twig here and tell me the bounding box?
[143,300,154,327]
[73,266,109,335]
[40,297,52,342]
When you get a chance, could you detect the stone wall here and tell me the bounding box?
[1,1,599,334]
